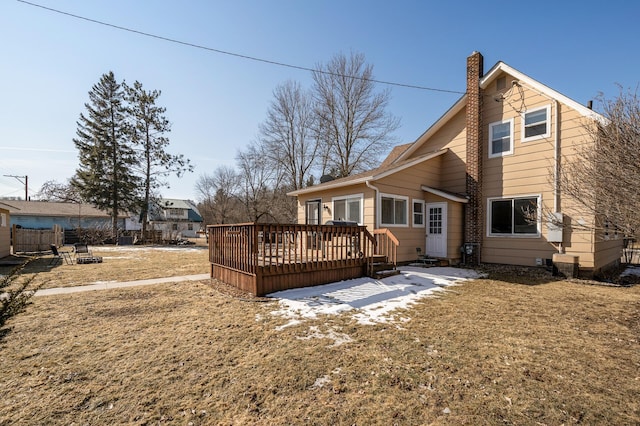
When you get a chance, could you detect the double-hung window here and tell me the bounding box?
[522,105,550,141]
[380,194,408,226]
[488,196,540,236]
[412,200,425,227]
[489,118,514,158]
[332,194,362,224]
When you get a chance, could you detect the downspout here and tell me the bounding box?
[365,180,379,229]
[365,180,380,276]
[553,99,560,213]
[553,99,563,253]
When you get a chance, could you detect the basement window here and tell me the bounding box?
[522,105,551,141]
[488,196,540,236]
[489,118,514,158]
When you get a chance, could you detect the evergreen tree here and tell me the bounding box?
[125,81,192,241]
[71,71,141,239]
[1,261,40,341]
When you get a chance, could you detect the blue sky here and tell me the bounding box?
[1,0,638,201]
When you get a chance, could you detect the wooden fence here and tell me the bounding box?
[209,223,398,296]
[12,224,63,253]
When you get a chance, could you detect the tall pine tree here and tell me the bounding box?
[72,71,141,239]
[125,81,192,242]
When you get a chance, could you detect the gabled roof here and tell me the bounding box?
[395,61,604,163]
[288,149,447,196]
[152,198,203,222]
[378,142,413,168]
[480,61,603,120]
[0,200,125,218]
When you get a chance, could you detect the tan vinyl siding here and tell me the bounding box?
[594,238,623,272]
[295,185,375,228]
[372,157,443,263]
[411,109,468,193]
[447,201,464,262]
[480,71,609,268]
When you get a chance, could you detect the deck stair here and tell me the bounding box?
[370,254,399,279]
[415,247,449,267]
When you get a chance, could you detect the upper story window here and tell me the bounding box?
[332,194,363,224]
[166,208,187,218]
[488,195,540,237]
[380,194,408,226]
[489,118,514,158]
[522,105,551,142]
[412,200,425,227]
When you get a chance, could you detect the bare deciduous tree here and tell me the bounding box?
[312,51,400,178]
[195,166,242,225]
[259,81,318,190]
[559,87,640,239]
[34,180,83,203]
[236,144,281,223]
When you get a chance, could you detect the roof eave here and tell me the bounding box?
[287,175,374,197]
[480,62,605,122]
[421,186,469,203]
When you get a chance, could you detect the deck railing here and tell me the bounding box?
[209,223,375,270]
[372,228,399,267]
[208,223,398,295]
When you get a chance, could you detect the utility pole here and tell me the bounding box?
[3,175,28,200]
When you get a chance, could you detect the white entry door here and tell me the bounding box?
[426,203,447,258]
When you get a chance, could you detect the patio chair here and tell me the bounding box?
[74,243,92,260]
[74,243,102,264]
[50,244,73,265]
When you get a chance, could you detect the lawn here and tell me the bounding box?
[0,248,638,425]
[0,243,210,289]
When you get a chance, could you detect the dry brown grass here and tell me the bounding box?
[0,243,210,289]
[0,263,638,425]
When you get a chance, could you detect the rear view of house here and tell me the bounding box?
[289,52,622,276]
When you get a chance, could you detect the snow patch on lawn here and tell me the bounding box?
[296,325,353,347]
[269,267,482,326]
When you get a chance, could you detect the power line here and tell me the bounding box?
[17,0,465,95]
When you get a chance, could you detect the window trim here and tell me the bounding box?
[379,193,409,227]
[331,193,364,225]
[412,199,425,228]
[304,198,322,225]
[486,194,541,238]
[488,118,514,158]
[521,104,551,142]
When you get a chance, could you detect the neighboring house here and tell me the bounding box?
[0,200,127,231]
[289,52,622,276]
[0,207,10,258]
[148,199,203,240]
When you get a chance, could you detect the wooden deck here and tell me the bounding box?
[208,223,398,296]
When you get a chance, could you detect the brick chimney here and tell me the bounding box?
[464,51,484,264]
